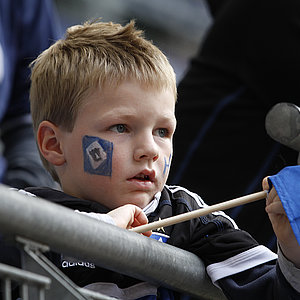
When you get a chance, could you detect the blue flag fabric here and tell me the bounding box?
[268,166,300,245]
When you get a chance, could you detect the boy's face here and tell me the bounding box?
[59,79,176,209]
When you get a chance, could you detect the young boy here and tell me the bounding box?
[26,20,300,299]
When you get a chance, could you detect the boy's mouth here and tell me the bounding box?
[134,174,150,181]
[130,170,155,182]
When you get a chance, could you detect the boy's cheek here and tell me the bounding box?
[82,135,113,176]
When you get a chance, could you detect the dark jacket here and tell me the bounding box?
[24,185,300,300]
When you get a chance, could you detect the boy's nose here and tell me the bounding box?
[133,135,159,162]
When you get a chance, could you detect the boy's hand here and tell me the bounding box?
[108,204,152,237]
[263,177,300,267]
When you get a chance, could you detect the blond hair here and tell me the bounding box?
[30,20,176,181]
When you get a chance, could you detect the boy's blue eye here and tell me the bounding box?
[157,128,168,137]
[111,124,126,133]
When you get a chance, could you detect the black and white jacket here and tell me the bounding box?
[24,185,300,300]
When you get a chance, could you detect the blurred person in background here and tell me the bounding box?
[0,0,60,189]
[169,0,299,251]
[0,0,61,296]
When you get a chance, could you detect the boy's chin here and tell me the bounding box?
[123,194,155,209]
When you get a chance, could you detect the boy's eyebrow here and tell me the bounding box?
[101,109,176,124]
[99,110,139,120]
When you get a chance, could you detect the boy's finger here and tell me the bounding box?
[134,211,149,225]
[266,187,277,206]
[262,176,270,190]
[141,230,152,237]
[266,201,286,215]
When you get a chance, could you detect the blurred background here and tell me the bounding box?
[53,0,212,82]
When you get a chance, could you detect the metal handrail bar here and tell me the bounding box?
[0,262,50,300]
[0,263,50,287]
[0,185,225,300]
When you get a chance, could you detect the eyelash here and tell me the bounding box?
[109,124,171,138]
[110,124,128,133]
[156,128,169,138]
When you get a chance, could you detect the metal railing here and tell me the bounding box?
[0,184,226,299]
[0,262,50,300]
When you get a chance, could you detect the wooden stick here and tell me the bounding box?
[131,190,268,233]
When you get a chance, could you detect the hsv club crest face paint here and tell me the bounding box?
[82,135,113,176]
[163,154,172,175]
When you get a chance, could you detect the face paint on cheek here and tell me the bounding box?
[163,154,172,176]
[82,135,113,176]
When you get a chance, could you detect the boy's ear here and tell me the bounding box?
[37,121,65,166]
